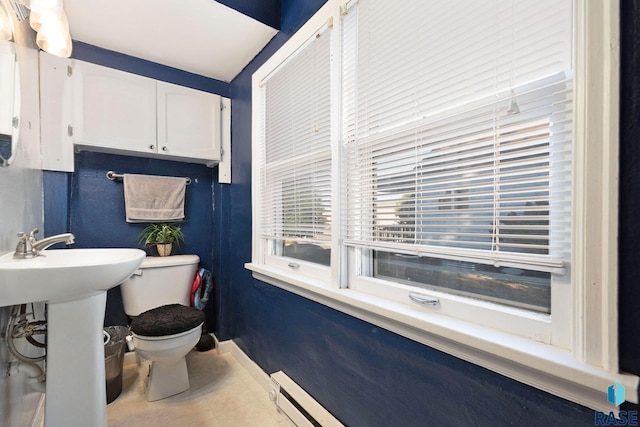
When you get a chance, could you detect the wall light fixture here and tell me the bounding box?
[9,0,71,57]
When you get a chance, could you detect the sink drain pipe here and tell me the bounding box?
[3,304,46,392]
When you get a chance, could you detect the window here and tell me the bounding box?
[342,0,572,322]
[248,0,639,412]
[256,24,333,279]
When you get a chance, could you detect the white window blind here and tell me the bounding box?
[343,0,573,273]
[258,26,333,250]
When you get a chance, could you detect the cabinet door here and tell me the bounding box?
[157,81,221,163]
[40,52,74,171]
[72,60,157,153]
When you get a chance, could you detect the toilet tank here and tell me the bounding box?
[120,255,200,316]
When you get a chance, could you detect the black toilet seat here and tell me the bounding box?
[130,304,205,337]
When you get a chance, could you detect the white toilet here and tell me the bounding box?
[120,254,204,401]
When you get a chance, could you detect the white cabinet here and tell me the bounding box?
[71,60,157,154]
[40,54,228,172]
[71,61,221,166]
[156,81,221,163]
[40,53,74,171]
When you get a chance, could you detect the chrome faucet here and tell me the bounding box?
[13,229,75,258]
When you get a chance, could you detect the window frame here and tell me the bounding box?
[252,19,338,284]
[247,0,639,412]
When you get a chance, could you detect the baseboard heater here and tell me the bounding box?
[269,371,343,427]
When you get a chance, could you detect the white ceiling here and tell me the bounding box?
[64,0,278,83]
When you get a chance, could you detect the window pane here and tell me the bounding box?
[374,251,550,313]
[260,26,332,268]
[279,240,331,267]
[273,173,332,266]
[342,0,574,311]
[280,172,332,242]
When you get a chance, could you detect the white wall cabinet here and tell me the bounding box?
[40,53,230,174]
[71,60,157,154]
[40,52,73,171]
[156,81,221,162]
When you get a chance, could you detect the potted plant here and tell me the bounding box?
[138,223,185,256]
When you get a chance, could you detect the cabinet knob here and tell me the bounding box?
[149,145,155,150]
[162,146,168,152]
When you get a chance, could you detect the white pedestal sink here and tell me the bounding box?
[0,248,145,427]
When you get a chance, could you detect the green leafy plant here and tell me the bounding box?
[137,223,185,247]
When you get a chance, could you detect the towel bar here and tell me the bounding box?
[106,171,191,185]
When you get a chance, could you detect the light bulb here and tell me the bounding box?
[36,28,72,57]
[32,5,72,58]
[0,5,13,41]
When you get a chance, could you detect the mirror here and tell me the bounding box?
[1,0,47,170]
[0,39,18,167]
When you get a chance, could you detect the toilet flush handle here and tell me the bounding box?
[131,269,143,277]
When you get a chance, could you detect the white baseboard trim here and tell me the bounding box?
[125,333,271,392]
[213,335,272,392]
[213,334,234,355]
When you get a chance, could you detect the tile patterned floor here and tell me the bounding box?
[107,349,292,427]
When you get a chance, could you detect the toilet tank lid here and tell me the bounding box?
[140,254,200,269]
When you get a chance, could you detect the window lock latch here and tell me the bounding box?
[409,292,440,307]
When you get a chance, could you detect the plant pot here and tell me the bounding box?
[156,243,173,257]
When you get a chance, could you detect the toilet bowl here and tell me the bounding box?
[130,304,204,401]
[132,327,201,402]
[120,255,203,401]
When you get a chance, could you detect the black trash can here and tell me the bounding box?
[104,326,128,404]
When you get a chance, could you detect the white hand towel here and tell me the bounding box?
[123,173,186,223]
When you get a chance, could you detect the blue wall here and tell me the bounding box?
[40,1,640,425]
[43,151,217,329]
[217,0,281,30]
[43,43,226,330]
[216,0,640,426]
[45,0,283,334]
[71,41,230,97]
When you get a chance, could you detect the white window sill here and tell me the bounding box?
[245,262,639,412]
